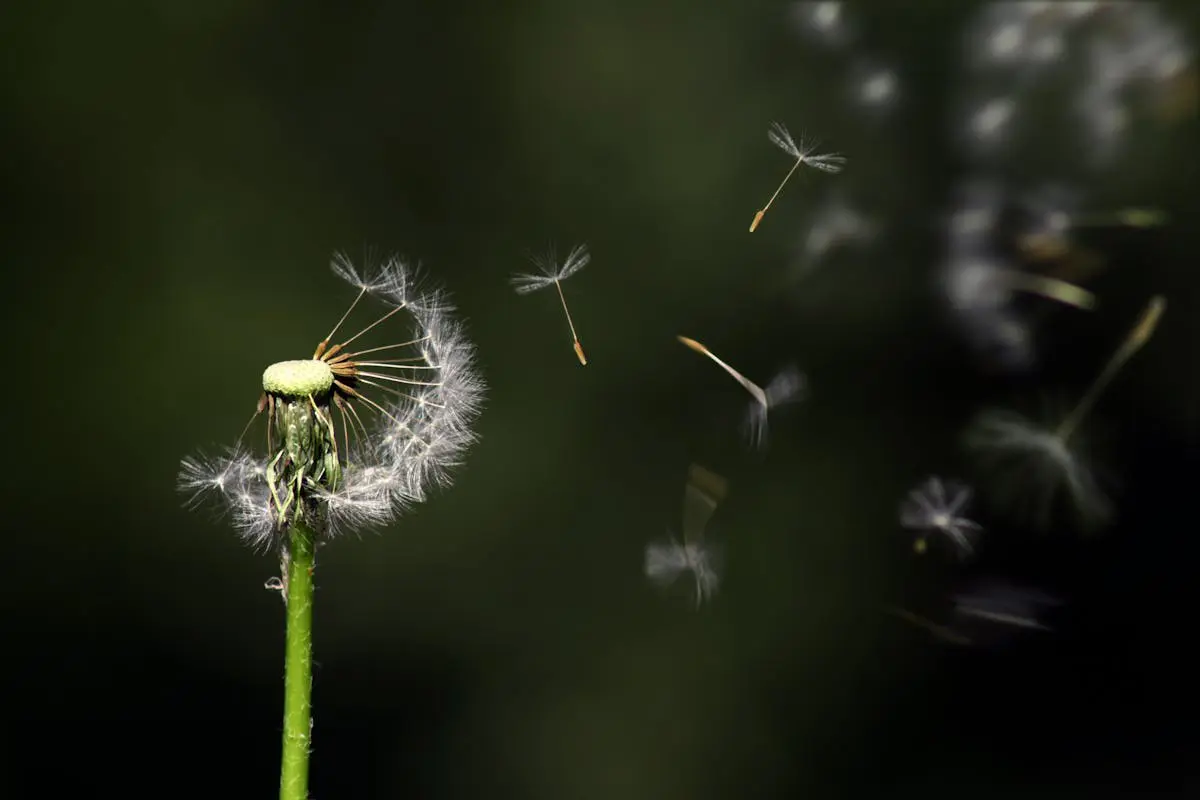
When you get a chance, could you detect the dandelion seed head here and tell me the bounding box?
[178,253,486,549]
[262,359,335,397]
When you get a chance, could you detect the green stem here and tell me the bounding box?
[280,521,316,800]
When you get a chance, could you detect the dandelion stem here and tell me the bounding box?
[1055,295,1165,442]
[279,520,316,800]
[553,279,587,365]
[750,157,803,233]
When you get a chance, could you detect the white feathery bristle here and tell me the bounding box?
[179,253,487,549]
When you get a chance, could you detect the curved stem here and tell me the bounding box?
[280,521,316,800]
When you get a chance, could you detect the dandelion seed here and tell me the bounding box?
[899,476,983,559]
[1016,186,1167,263]
[945,254,1097,313]
[885,606,973,647]
[953,580,1061,632]
[511,244,590,365]
[887,580,1060,648]
[677,336,806,449]
[645,464,728,608]
[749,122,846,232]
[796,190,877,275]
[965,295,1165,530]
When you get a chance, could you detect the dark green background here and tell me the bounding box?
[3,2,1198,797]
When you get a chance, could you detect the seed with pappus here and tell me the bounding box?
[749,122,846,232]
[178,253,486,550]
[965,295,1165,531]
[510,244,590,365]
[645,464,728,608]
[899,476,983,559]
[676,335,806,449]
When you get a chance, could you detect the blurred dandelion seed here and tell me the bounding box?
[1017,199,1167,263]
[953,580,1061,632]
[511,244,590,365]
[885,606,973,646]
[1061,294,1164,441]
[887,580,1060,648]
[677,336,806,448]
[899,476,983,559]
[965,295,1165,530]
[645,464,728,608]
[947,256,1097,312]
[1004,270,1097,310]
[749,122,846,232]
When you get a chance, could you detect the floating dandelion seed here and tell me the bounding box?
[953,580,1061,633]
[945,254,1097,313]
[511,244,590,365]
[749,122,846,232]
[885,606,973,647]
[1017,204,1168,263]
[899,476,983,559]
[887,580,1060,648]
[965,295,1165,531]
[645,464,728,608]
[677,336,806,449]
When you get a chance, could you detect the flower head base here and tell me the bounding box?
[179,253,485,550]
[262,360,335,397]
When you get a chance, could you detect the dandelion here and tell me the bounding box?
[749,122,846,233]
[645,464,727,608]
[965,295,1165,531]
[177,253,485,800]
[676,336,806,449]
[511,244,590,365]
[899,476,983,559]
